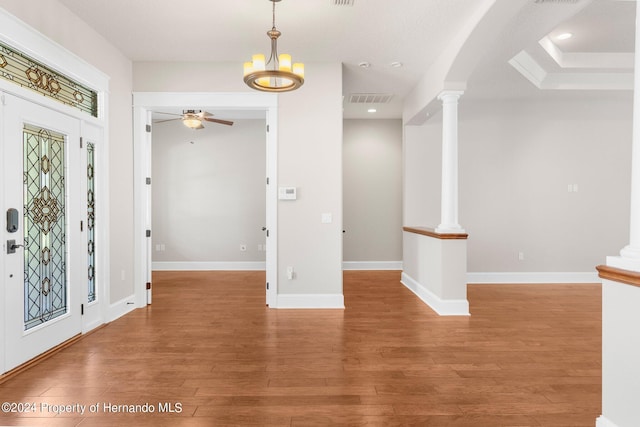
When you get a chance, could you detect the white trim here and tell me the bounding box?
[539,36,634,70]
[153,261,266,271]
[0,7,110,371]
[508,51,547,88]
[276,294,345,309]
[265,106,278,307]
[132,92,279,309]
[342,261,402,270]
[107,295,137,323]
[596,416,620,427]
[0,10,109,94]
[509,49,633,91]
[467,272,600,284]
[401,272,470,316]
[81,317,104,334]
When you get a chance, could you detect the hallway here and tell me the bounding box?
[0,271,601,426]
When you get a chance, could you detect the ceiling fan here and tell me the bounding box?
[154,110,234,129]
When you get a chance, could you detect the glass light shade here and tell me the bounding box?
[257,76,271,87]
[183,118,202,129]
[252,54,266,71]
[279,54,292,72]
[243,61,254,77]
[293,63,304,78]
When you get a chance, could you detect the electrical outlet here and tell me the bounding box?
[518,252,524,261]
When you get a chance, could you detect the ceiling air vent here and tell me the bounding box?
[332,0,355,6]
[349,93,394,104]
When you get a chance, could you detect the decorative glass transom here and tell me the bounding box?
[23,124,68,330]
[87,142,96,303]
[0,41,98,117]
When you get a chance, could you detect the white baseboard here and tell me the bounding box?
[107,295,137,322]
[276,293,345,309]
[82,318,104,334]
[596,416,620,427]
[152,261,266,271]
[343,261,402,270]
[401,272,470,316]
[467,272,599,284]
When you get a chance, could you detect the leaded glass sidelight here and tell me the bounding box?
[23,124,68,330]
[87,142,96,303]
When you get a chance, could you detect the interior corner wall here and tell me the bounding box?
[0,0,135,303]
[343,119,402,263]
[276,63,343,296]
[403,92,633,274]
[133,61,344,298]
[152,119,266,264]
[403,115,442,228]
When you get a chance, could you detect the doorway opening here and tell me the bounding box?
[150,109,267,271]
[132,92,278,308]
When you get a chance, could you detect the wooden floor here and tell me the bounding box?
[0,271,601,426]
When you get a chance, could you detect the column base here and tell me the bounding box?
[619,244,640,260]
[607,254,640,273]
[435,224,466,234]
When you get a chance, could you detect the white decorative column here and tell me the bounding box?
[436,90,465,233]
[596,4,640,427]
[618,0,640,267]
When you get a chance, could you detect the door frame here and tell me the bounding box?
[132,92,278,307]
[3,94,83,370]
[0,8,109,373]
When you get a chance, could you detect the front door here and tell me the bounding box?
[2,93,83,372]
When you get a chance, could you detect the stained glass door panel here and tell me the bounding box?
[23,124,68,329]
[3,94,82,373]
[87,142,96,303]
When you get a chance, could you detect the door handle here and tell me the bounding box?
[7,239,24,254]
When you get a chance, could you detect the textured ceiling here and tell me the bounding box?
[56,0,636,118]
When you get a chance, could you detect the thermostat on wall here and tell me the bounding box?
[278,187,297,200]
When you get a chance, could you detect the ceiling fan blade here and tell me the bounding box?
[153,118,181,123]
[203,117,234,126]
[154,111,183,117]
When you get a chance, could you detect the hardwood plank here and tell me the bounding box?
[0,271,602,425]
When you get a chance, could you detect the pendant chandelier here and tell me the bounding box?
[243,0,304,92]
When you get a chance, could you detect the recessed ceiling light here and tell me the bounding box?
[390,62,403,68]
[556,32,573,40]
[368,108,377,113]
[358,62,371,68]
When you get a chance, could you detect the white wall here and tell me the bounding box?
[152,119,266,264]
[403,116,442,227]
[343,119,402,264]
[276,63,343,298]
[134,61,344,302]
[403,92,633,274]
[600,280,640,427]
[0,0,134,303]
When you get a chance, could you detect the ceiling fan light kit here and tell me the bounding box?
[182,117,202,129]
[154,110,234,129]
[243,0,304,92]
